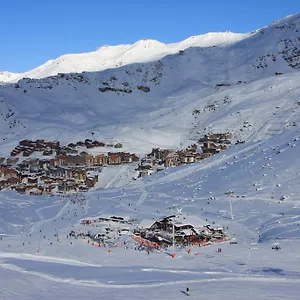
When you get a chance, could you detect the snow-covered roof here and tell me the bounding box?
[139,219,154,229]
[174,215,206,228]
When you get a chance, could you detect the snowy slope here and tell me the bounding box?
[0,13,299,157]
[1,125,300,299]
[0,71,20,83]
[1,13,300,300]
[0,32,249,83]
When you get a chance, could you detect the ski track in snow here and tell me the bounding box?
[1,256,300,289]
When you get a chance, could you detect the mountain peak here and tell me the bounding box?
[1,13,299,83]
[0,71,20,83]
[133,38,166,47]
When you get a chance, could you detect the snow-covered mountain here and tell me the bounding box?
[1,13,300,299]
[0,13,299,156]
[0,71,20,83]
[0,32,249,83]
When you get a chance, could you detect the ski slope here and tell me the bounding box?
[1,124,300,299]
[1,13,300,299]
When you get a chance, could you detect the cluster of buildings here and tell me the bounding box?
[73,214,228,249]
[11,139,60,157]
[10,139,124,157]
[0,139,139,195]
[0,133,232,194]
[137,133,232,177]
[136,215,228,248]
[0,162,99,195]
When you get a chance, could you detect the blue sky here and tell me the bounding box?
[1,0,298,72]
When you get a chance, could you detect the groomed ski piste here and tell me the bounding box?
[1,126,300,300]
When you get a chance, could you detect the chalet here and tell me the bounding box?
[0,166,19,179]
[44,184,56,193]
[29,166,44,175]
[140,157,156,168]
[29,188,43,196]
[114,143,123,148]
[78,185,89,192]
[11,148,22,156]
[204,133,232,143]
[47,167,67,178]
[54,154,64,167]
[84,154,106,166]
[93,154,107,166]
[39,159,55,169]
[187,144,198,152]
[55,148,67,156]
[48,141,60,149]
[150,148,170,161]
[23,149,34,157]
[136,215,224,247]
[90,141,99,147]
[108,152,121,165]
[43,177,53,185]
[86,144,94,149]
[203,225,226,239]
[68,143,77,148]
[61,146,73,153]
[20,139,33,147]
[130,154,139,162]
[36,139,46,149]
[58,181,77,193]
[6,177,21,185]
[201,142,222,154]
[179,152,195,164]
[85,175,98,187]
[43,149,53,156]
[20,173,29,183]
[67,168,87,182]
[0,157,5,164]
[149,215,181,233]
[14,185,26,194]
[15,146,24,151]
[27,158,39,167]
[28,177,38,184]
[62,155,86,166]
[120,152,132,163]
[85,154,94,166]
[139,168,156,177]
[174,228,205,244]
[165,152,180,167]
[0,180,7,189]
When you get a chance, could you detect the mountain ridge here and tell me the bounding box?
[0,12,299,162]
[2,13,299,84]
[0,31,250,83]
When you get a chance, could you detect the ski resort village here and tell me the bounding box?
[1,10,300,300]
[0,133,231,194]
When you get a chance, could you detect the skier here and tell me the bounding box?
[186,287,190,296]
